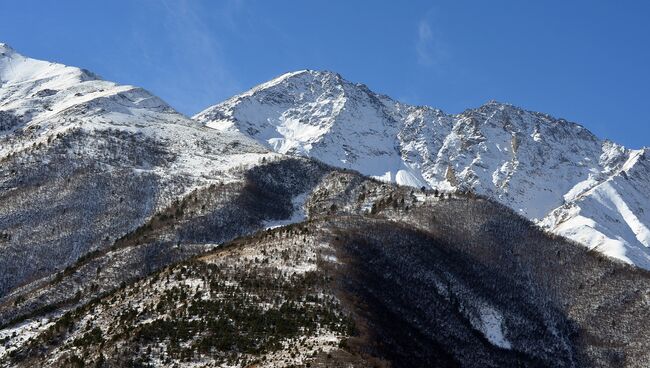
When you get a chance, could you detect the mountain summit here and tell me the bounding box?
[195,70,650,269]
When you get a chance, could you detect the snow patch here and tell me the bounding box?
[263,192,309,229]
[478,307,511,349]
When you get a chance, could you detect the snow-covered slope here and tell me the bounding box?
[541,148,650,268]
[195,70,650,268]
[0,42,268,177]
[0,43,273,297]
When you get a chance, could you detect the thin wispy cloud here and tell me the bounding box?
[124,0,243,115]
[160,0,242,114]
[415,16,448,67]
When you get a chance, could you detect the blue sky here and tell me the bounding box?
[1,0,648,148]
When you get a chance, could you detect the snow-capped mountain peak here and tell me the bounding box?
[0,43,97,86]
[195,70,650,269]
[0,44,200,159]
[0,42,13,55]
[0,42,18,58]
[0,44,272,301]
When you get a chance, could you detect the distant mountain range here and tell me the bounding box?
[1,44,649,368]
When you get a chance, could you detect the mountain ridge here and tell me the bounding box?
[194,69,650,268]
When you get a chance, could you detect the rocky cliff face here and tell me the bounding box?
[195,70,650,268]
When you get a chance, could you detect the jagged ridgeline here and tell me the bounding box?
[1,43,650,368]
[195,70,650,270]
[4,170,650,367]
